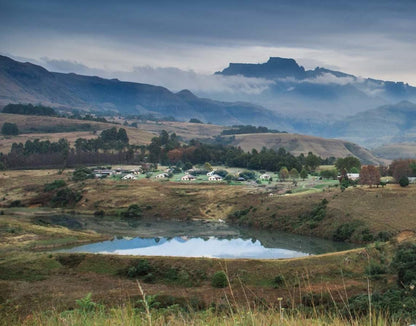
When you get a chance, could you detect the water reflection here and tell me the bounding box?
[59,227,358,259]
[59,236,310,259]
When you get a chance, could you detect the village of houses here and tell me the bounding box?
[90,164,349,195]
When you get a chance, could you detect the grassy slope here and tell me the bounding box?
[1,114,388,165]
[226,133,387,164]
[2,169,416,242]
[0,113,154,152]
[372,142,416,160]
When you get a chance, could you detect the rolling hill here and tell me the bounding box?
[223,133,385,164]
[0,113,385,164]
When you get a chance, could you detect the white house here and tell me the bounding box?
[208,174,223,181]
[155,173,168,179]
[122,173,137,180]
[207,171,216,176]
[259,173,271,180]
[347,173,360,181]
[181,174,196,181]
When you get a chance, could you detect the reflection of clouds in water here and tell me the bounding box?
[97,237,309,259]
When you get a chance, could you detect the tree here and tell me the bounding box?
[320,169,338,180]
[117,128,129,144]
[279,167,289,181]
[189,118,203,124]
[390,159,416,182]
[305,152,321,171]
[1,122,19,135]
[399,176,410,187]
[289,168,299,180]
[359,165,380,187]
[300,168,308,180]
[335,156,361,172]
[203,162,213,171]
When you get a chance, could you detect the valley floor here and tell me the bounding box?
[1,169,416,324]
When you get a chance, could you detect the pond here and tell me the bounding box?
[57,219,359,259]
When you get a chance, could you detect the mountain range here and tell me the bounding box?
[1,55,416,152]
[215,57,416,117]
[0,55,279,127]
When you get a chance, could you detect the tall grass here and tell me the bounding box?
[13,305,401,326]
[8,275,406,326]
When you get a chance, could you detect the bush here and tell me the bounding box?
[333,222,358,241]
[399,176,410,187]
[120,204,142,218]
[1,122,19,135]
[392,242,416,287]
[211,271,228,288]
[127,259,152,278]
[44,179,67,192]
[72,167,94,181]
[272,275,285,288]
[50,187,82,207]
[365,262,386,280]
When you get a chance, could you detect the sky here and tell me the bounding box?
[1,0,416,93]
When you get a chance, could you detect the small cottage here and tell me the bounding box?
[208,174,223,181]
[122,174,137,180]
[181,174,196,181]
[259,173,271,180]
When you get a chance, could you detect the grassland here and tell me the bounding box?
[1,168,416,324]
[0,113,154,153]
[1,113,388,165]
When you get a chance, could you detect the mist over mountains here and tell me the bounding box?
[1,55,416,150]
[214,57,416,118]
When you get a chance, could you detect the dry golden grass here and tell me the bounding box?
[227,133,386,164]
[0,113,154,152]
[129,120,227,141]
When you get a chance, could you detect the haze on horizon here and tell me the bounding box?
[1,0,416,94]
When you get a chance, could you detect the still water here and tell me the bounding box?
[58,221,358,259]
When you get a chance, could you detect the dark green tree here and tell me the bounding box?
[335,156,361,172]
[300,168,308,180]
[1,122,19,135]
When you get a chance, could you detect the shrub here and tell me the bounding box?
[1,122,19,135]
[44,179,67,192]
[120,204,142,218]
[365,262,386,280]
[272,275,285,288]
[127,259,152,278]
[399,176,409,187]
[72,167,94,181]
[392,242,416,287]
[211,271,228,288]
[50,187,82,207]
[333,222,357,241]
[94,210,105,217]
[9,200,22,207]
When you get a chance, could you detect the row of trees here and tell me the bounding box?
[2,103,57,116]
[221,125,283,135]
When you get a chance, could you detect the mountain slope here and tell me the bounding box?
[0,55,281,127]
[223,133,385,165]
[329,101,416,148]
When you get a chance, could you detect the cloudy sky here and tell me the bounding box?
[1,0,416,92]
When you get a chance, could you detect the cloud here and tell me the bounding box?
[303,73,356,86]
[38,57,274,96]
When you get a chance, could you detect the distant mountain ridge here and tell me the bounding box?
[2,55,416,152]
[215,57,416,117]
[0,55,281,127]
